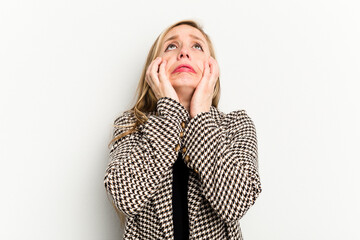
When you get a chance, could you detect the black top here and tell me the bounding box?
[172,151,190,240]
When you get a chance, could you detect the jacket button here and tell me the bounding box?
[175,144,180,152]
[181,121,186,129]
[179,131,184,138]
[184,155,190,162]
[182,147,187,154]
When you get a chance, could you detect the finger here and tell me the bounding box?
[146,57,157,76]
[150,57,162,84]
[211,56,219,73]
[146,59,156,85]
[208,57,213,74]
[158,59,167,82]
[155,57,162,73]
[203,58,210,78]
[209,56,219,82]
[145,72,153,88]
[146,57,161,88]
[147,57,160,76]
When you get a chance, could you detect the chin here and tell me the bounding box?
[171,80,197,89]
[172,78,198,87]
[171,75,199,82]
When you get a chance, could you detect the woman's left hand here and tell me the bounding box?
[189,56,219,119]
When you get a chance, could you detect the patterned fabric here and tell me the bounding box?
[104,96,262,239]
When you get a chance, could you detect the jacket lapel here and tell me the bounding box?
[153,105,222,239]
[153,169,175,239]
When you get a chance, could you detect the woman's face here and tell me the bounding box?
[159,25,211,91]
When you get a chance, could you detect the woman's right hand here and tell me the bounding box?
[145,57,179,102]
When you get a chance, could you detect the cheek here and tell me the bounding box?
[198,62,206,74]
[163,58,174,73]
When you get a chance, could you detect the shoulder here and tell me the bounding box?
[111,110,140,138]
[113,108,154,125]
[113,110,136,125]
[213,107,256,130]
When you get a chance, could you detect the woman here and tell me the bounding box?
[104,19,262,240]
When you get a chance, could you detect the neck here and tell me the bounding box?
[175,88,195,114]
[178,95,190,113]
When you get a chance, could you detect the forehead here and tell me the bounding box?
[163,25,207,44]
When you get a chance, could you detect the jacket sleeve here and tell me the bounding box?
[182,109,262,224]
[103,97,188,218]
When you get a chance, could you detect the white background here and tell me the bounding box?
[1,0,359,239]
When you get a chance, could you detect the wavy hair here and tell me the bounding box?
[107,19,221,228]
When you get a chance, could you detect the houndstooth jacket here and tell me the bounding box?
[104,96,262,239]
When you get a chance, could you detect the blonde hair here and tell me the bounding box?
[107,19,221,228]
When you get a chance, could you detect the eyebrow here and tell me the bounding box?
[163,34,206,45]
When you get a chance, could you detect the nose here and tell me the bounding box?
[177,46,190,60]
